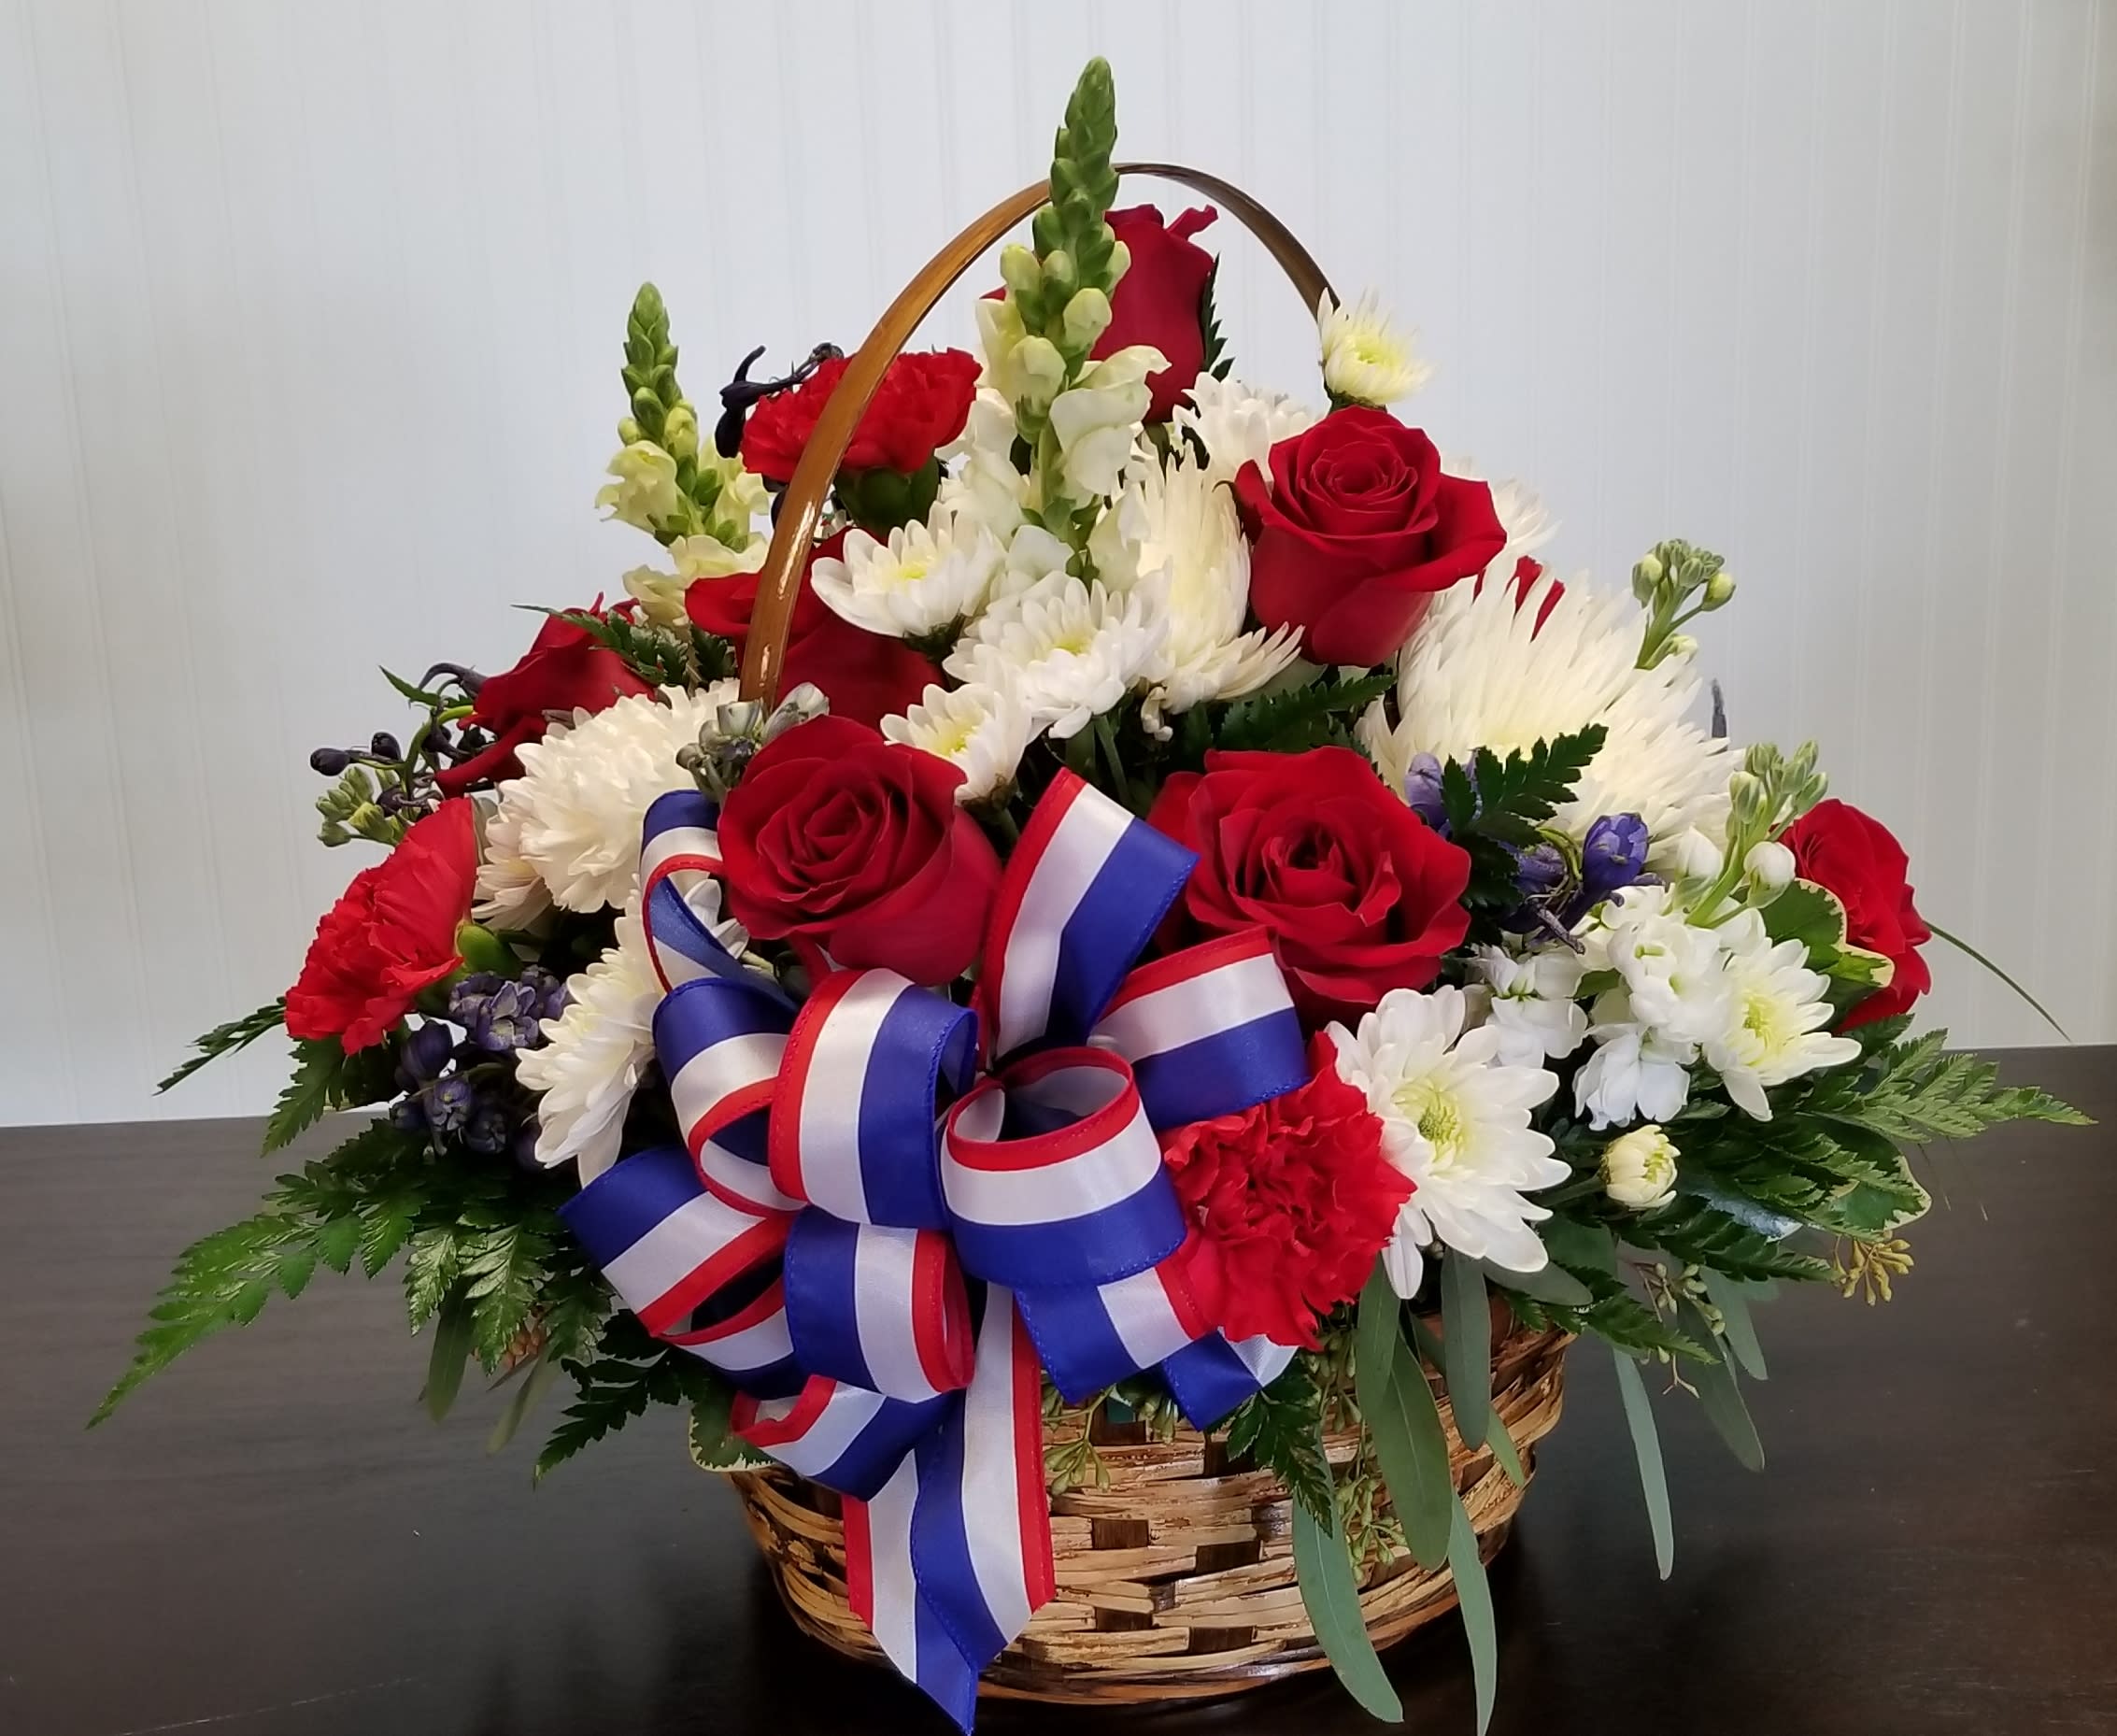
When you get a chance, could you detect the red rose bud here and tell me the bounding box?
[1146,746,1471,1024]
[714,714,1001,986]
[1236,407,1509,666]
[739,349,979,484]
[1780,799,1934,1029]
[435,610,649,795]
[286,799,480,1053]
[684,530,936,729]
[1097,205,1219,422]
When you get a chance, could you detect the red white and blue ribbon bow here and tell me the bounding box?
[561,768,1308,1728]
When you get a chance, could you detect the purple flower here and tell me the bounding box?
[1580,813,1651,905]
[390,1094,429,1134]
[397,1020,455,1085]
[446,973,503,1027]
[426,1074,475,1135]
[1512,842,1568,900]
[1403,752,1450,832]
[470,979,545,1053]
[463,1101,514,1156]
[519,964,570,1023]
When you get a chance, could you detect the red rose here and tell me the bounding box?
[1781,799,1933,1029]
[1148,747,1471,1024]
[1160,1048,1410,1349]
[739,350,979,483]
[285,800,479,1052]
[686,531,937,729]
[715,715,1000,984]
[436,610,650,795]
[1098,205,1218,422]
[1235,408,1509,665]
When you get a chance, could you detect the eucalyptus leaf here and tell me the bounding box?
[1354,1268,1450,1569]
[1677,1301,1764,1471]
[1440,1257,1493,1451]
[1291,1432,1403,1724]
[1705,1274,1768,1380]
[1447,1494,1499,1735]
[1611,1346,1674,1578]
[1479,1257,1592,1308]
[487,1343,565,1454]
[422,1293,476,1423]
[1486,1416,1527,1488]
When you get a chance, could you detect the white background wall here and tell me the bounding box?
[3,0,2112,1126]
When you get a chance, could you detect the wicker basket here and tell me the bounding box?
[732,1314,1570,1704]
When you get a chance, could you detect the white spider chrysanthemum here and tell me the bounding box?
[1046,346,1165,500]
[1705,911,1863,1119]
[882,679,1036,804]
[513,914,659,1183]
[945,571,1163,739]
[1172,375,1319,486]
[474,683,736,918]
[811,514,1002,640]
[1316,289,1432,406]
[1089,454,1302,728]
[1328,986,1569,1294]
[1360,570,1732,853]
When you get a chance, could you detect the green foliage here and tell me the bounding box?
[1504,1262,1712,1364]
[1926,918,2069,1039]
[1353,1268,1450,1569]
[1446,1491,1499,1735]
[1438,1255,1493,1450]
[1213,669,1395,756]
[1677,1300,1764,1471]
[1290,1419,1404,1724]
[1803,1027,2091,1144]
[1034,59,1123,297]
[1441,725,1607,906]
[1762,879,1893,989]
[688,1379,771,1472]
[157,1000,286,1094]
[1644,1196,1832,1283]
[1610,1345,1675,1578]
[535,1313,732,1480]
[1222,1355,1335,1528]
[1198,257,1231,381]
[541,606,735,690]
[262,1038,396,1156]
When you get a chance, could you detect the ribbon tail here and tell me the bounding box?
[845,1459,981,1731]
[1160,1330,1300,1430]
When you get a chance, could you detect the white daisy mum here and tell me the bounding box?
[811,514,1002,640]
[1316,289,1432,406]
[474,683,735,918]
[1172,374,1319,486]
[513,914,660,1183]
[945,571,1163,739]
[1328,985,1569,1294]
[1704,910,1863,1119]
[882,679,1035,804]
[1360,570,1732,854]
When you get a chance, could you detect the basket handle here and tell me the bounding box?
[735,163,1336,705]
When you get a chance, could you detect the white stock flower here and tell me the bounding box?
[1361,569,1732,851]
[1593,882,1733,1046]
[1744,839,1797,895]
[1664,826,1726,883]
[1573,1014,1697,1131]
[1092,453,1302,728]
[1172,375,1319,485]
[1046,346,1165,500]
[882,680,1035,804]
[513,914,659,1183]
[945,571,1163,739]
[811,515,1002,640]
[474,683,736,917]
[1316,289,1432,406]
[1466,943,1590,1069]
[595,441,682,532]
[1704,911,1862,1119]
[1328,986,1569,1293]
[1601,1124,1680,1211]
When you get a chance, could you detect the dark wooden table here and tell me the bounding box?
[4,1047,2111,1735]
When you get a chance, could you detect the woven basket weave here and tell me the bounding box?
[732,1315,1570,1704]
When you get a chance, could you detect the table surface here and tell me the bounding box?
[3,1046,2111,1736]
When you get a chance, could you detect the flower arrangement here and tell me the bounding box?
[104,58,2087,1733]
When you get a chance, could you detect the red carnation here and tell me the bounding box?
[436,608,650,795]
[1160,1050,1411,1349]
[685,531,936,729]
[739,350,979,483]
[285,800,479,1053]
[1781,799,1934,1029]
[1099,205,1219,422]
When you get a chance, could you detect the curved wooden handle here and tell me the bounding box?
[736,162,1336,705]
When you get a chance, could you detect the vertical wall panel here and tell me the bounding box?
[2,0,2110,1124]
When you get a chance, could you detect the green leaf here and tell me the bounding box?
[1291,1425,1403,1725]
[422,1292,476,1422]
[403,1226,461,1330]
[1761,878,1850,957]
[1677,1301,1763,1471]
[1214,669,1396,755]
[487,1341,567,1454]
[535,1316,727,1480]
[1486,1415,1527,1488]
[1479,1257,1592,1308]
[1446,1493,1499,1735]
[1610,1346,1674,1578]
[381,665,448,707]
[313,1214,361,1275]
[1440,1256,1493,1451]
[458,1218,554,1369]
[1806,1030,2091,1144]
[1647,1195,1831,1283]
[1926,919,2069,1039]
[156,999,285,1094]
[1705,1273,1768,1380]
[687,1375,770,1471]
[262,1039,347,1155]
[1354,1267,1450,1570]
[1223,1357,1335,1528]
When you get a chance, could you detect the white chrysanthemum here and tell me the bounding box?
[1046,346,1165,500]
[1090,454,1302,728]
[513,914,659,1184]
[475,683,736,917]
[1704,911,1862,1119]
[1360,570,1732,852]
[935,389,1028,545]
[945,571,1163,739]
[811,515,1002,640]
[1172,375,1319,485]
[595,441,682,532]
[1328,986,1569,1293]
[473,795,552,931]
[1466,943,1589,1069]
[882,680,1035,804]
[1316,290,1431,406]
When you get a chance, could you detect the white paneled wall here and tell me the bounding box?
[2,0,2111,1125]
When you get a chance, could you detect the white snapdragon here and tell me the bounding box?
[1046,346,1165,501]
[622,532,765,628]
[811,514,1002,640]
[1466,943,1590,1069]
[1316,289,1431,406]
[1704,911,1863,1119]
[882,680,1035,804]
[945,571,1164,740]
[1601,1124,1680,1211]
[1172,375,1319,485]
[595,441,683,532]
[935,390,1029,545]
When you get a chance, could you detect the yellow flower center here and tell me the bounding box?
[890,554,933,585]
[1741,986,1797,1057]
[1394,1079,1466,1171]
